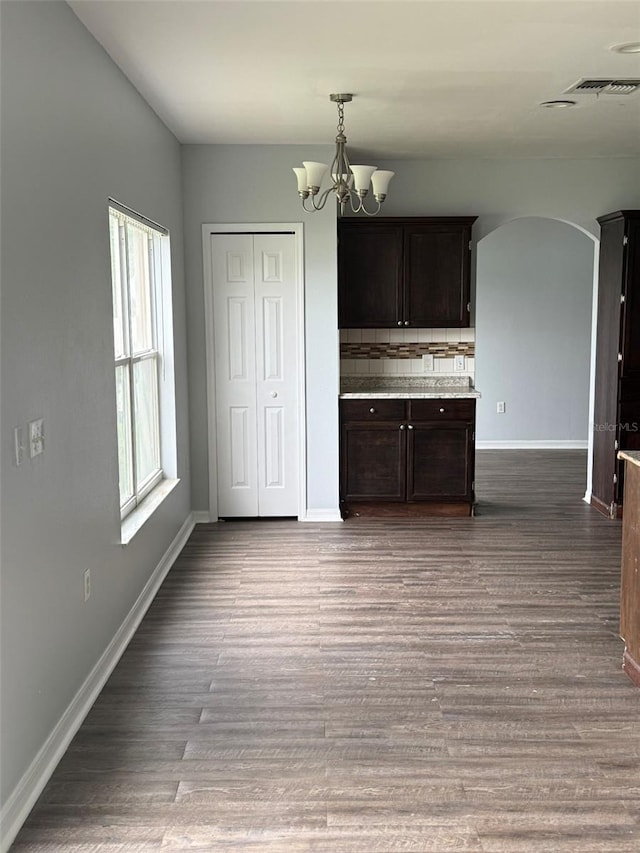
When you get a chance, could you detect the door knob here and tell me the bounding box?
[271,391,278,398]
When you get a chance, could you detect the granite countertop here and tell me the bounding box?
[618,450,640,469]
[340,376,481,399]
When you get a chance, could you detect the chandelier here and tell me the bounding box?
[293,94,394,216]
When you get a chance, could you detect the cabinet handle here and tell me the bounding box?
[399,424,406,430]
[407,424,414,430]
[369,407,376,414]
[397,321,403,326]
[404,320,410,326]
[439,407,445,413]
[271,391,278,398]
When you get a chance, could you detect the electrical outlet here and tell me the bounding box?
[497,401,506,414]
[84,569,91,602]
[422,353,434,372]
[454,355,465,371]
[28,418,44,457]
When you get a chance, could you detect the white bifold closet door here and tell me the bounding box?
[211,233,299,517]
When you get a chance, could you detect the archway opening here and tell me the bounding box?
[474,216,597,498]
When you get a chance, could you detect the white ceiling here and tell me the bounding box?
[68,0,640,159]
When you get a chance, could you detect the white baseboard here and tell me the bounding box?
[194,509,342,523]
[299,508,343,522]
[192,510,213,523]
[0,513,196,853]
[476,440,588,450]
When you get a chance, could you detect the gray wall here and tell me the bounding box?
[183,153,640,508]
[361,156,640,448]
[181,144,339,514]
[1,0,191,811]
[364,157,640,238]
[475,217,594,443]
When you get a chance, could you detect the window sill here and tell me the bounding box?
[120,478,180,545]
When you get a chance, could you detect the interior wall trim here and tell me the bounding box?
[299,508,343,523]
[192,510,213,524]
[0,513,196,853]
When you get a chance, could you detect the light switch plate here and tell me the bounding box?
[422,353,434,372]
[13,427,25,466]
[454,355,466,371]
[29,418,44,457]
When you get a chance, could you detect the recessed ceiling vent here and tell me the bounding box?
[565,78,640,96]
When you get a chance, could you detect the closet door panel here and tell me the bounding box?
[254,234,299,516]
[211,234,259,516]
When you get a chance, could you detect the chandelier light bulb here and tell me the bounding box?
[349,165,378,194]
[371,169,395,200]
[292,167,309,197]
[301,161,329,193]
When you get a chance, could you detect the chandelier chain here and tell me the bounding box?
[337,100,345,136]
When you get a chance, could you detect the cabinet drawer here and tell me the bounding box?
[340,399,406,422]
[409,399,475,421]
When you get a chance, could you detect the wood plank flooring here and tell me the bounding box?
[11,451,640,852]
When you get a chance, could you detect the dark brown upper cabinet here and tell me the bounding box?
[338,217,477,328]
[591,210,640,518]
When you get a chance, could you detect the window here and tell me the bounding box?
[109,203,173,520]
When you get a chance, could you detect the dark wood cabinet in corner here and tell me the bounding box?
[619,452,640,686]
[591,210,640,518]
[338,217,477,329]
[340,398,476,517]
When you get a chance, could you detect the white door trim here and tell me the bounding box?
[202,223,306,521]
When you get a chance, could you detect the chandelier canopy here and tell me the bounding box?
[293,94,394,216]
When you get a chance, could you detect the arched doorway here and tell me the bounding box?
[474,216,598,497]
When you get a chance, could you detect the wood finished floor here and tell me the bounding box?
[11,451,640,852]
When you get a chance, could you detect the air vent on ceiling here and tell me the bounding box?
[565,78,640,95]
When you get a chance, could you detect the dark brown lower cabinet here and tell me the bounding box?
[340,398,475,516]
[619,453,640,687]
[408,422,474,500]
[341,421,406,501]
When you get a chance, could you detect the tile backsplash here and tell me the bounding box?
[340,328,475,380]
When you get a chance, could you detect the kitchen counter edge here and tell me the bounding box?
[340,388,481,400]
[618,450,640,469]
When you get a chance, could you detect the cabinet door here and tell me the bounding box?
[338,225,402,327]
[341,422,406,500]
[404,226,471,327]
[592,215,626,510]
[407,422,473,501]
[621,218,640,379]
